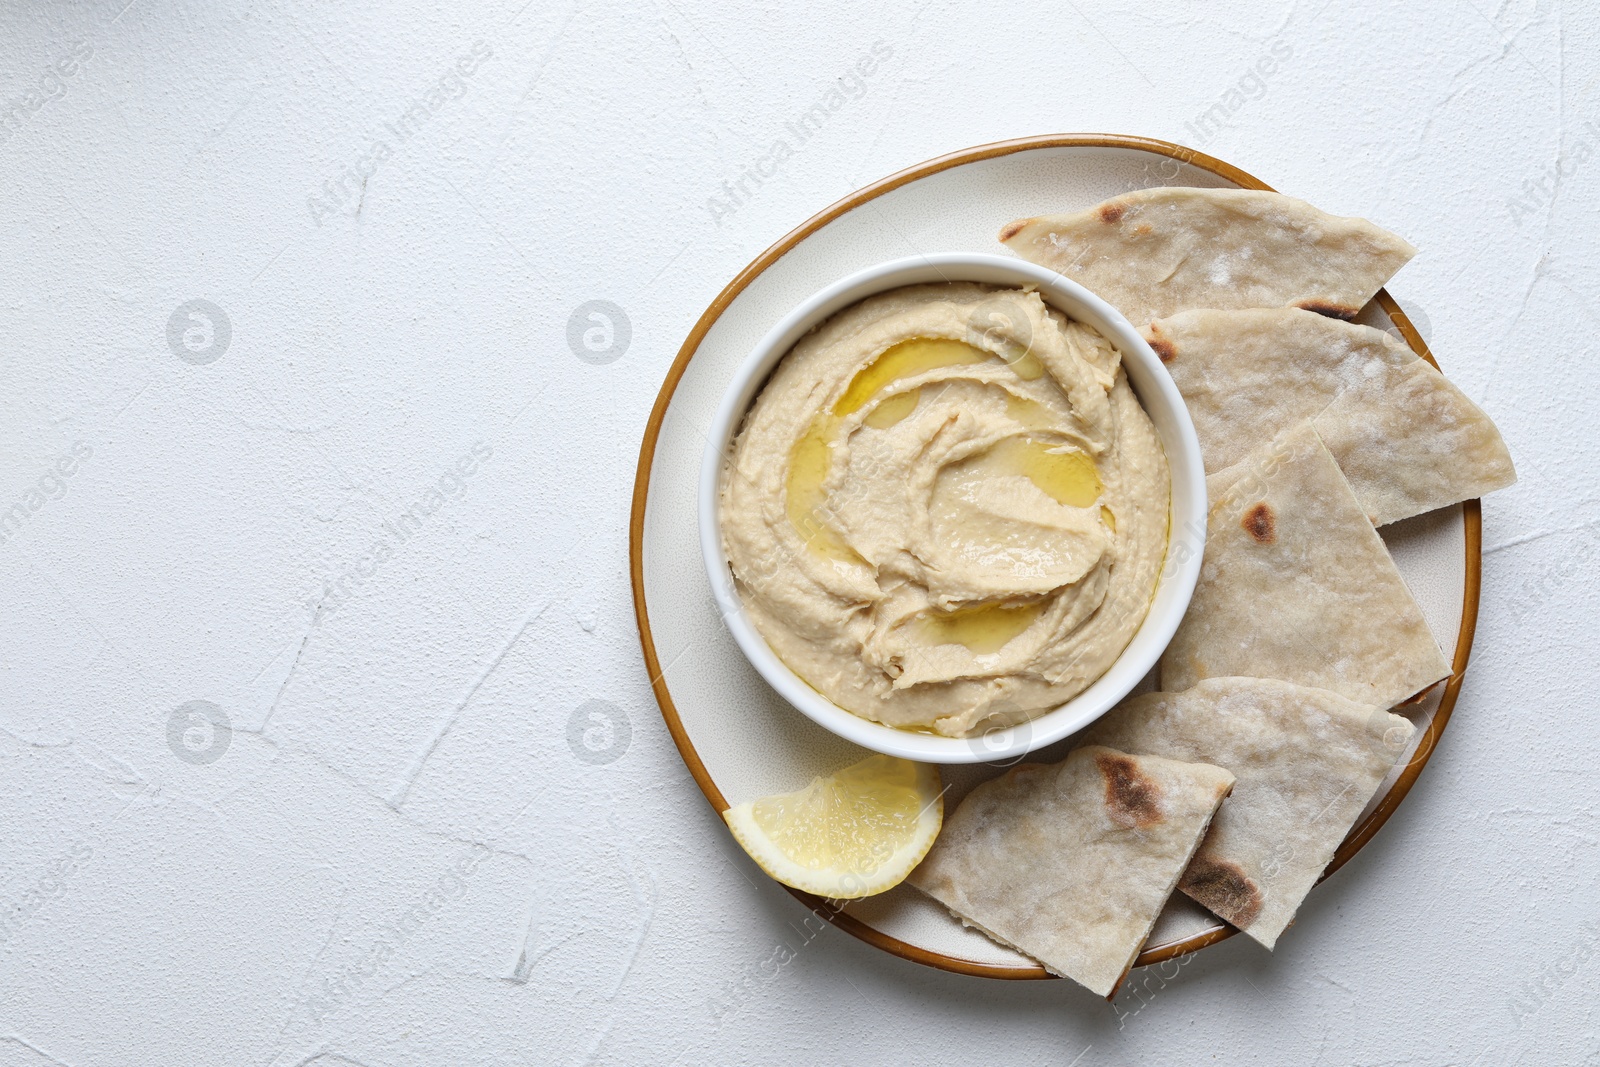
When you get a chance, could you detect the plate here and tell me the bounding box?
[630,134,1479,978]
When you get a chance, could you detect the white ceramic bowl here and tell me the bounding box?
[699,253,1206,764]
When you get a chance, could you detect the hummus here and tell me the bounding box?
[720,283,1170,737]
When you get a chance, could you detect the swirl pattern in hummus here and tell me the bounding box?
[720,283,1170,737]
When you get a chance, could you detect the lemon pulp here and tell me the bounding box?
[723,755,943,899]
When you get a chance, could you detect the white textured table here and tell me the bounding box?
[1,2,1593,1064]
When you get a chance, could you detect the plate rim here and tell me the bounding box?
[629,132,1483,980]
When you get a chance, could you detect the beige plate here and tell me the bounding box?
[630,134,1479,978]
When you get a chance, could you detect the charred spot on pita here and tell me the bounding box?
[1095,751,1164,828]
[1242,502,1276,543]
[1146,324,1176,363]
[1181,857,1263,929]
[1295,299,1359,320]
[1097,201,1127,224]
[998,218,1030,242]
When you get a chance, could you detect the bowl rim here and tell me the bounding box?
[697,251,1207,764]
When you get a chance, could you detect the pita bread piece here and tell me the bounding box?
[1161,422,1450,709]
[1000,187,1415,325]
[1143,307,1515,526]
[909,745,1233,997]
[1083,677,1414,948]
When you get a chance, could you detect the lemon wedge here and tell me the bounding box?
[723,755,944,899]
